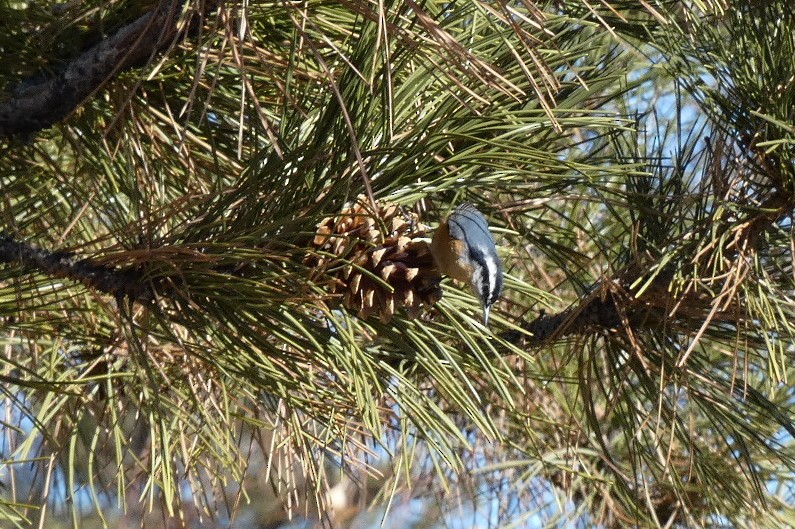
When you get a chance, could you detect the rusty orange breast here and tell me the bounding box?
[430,219,474,282]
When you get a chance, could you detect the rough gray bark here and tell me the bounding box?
[0,0,186,137]
[0,234,154,302]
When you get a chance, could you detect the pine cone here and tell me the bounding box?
[306,197,442,322]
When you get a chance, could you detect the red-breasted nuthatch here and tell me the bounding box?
[430,203,503,325]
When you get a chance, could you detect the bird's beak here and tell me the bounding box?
[482,305,490,326]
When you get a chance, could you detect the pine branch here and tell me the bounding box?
[0,234,153,303]
[501,269,713,346]
[502,291,624,345]
[0,0,188,137]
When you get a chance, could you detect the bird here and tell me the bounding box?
[430,203,503,326]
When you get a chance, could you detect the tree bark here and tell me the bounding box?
[0,234,153,302]
[0,0,186,137]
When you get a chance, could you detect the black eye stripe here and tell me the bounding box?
[479,268,491,304]
[469,246,484,262]
[470,248,502,306]
[490,268,503,305]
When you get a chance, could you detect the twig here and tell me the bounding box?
[0,0,188,137]
[501,293,623,345]
[0,234,153,303]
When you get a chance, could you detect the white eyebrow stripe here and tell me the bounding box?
[483,254,499,304]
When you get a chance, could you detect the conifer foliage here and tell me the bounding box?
[0,1,794,528]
